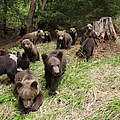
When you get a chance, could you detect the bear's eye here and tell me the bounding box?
[51,65,54,68]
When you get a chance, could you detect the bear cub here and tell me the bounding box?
[56,30,72,49]
[14,70,43,114]
[21,29,45,44]
[17,52,30,70]
[0,54,18,83]
[76,37,97,61]
[42,50,66,95]
[43,31,52,43]
[21,39,40,62]
[69,28,78,45]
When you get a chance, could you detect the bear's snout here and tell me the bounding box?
[59,36,63,40]
[23,100,32,108]
[53,66,60,76]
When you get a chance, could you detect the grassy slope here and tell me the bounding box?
[0,42,120,120]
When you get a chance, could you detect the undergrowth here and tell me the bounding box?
[0,42,120,120]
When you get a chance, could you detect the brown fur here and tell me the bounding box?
[21,30,45,44]
[14,70,43,114]
[17,52,30,70]
[56,30,72,49]
[76,37,97,61]
[0,54,17,83]
[69,28,78,45]
[42,50,66,95]
[0,48,9,56]
[43,31,52,43]
[21,39,40,62]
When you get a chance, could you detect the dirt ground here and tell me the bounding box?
[70,37,120,59]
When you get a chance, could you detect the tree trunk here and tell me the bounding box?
[26,0,36,33]
[3,0,7,37]
[93,17,117,40]
[37,0,41,10]
[41,0,47,11]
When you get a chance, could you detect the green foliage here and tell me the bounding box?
[0,0,29,28]
[0,0,120,30]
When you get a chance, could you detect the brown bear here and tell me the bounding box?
[76,37,97,61]
[21,39,40,62]
[80,24,98,45]
[43,31,52,43]
[69,28,78,45]
[56,30,73,49]
[17,52,30,70]
[41,50,66,95]
[14,70,43,114]
[21,29,45,44]
[0,54,18,83]
[0,48,9,56]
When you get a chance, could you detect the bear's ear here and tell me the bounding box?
[21,41,24,48]
[41,54,48,63]
[55,29,59,32]
[63,30,66,32]
[57,51,63,61]
[37,29,40,33]
[16,82,23,89]
[31,81,38,89]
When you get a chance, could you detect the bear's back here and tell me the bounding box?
[15,70,38,84]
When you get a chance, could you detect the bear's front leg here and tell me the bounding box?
[45,72,51,89]
[30,92,43,111]
[49,77,60,95]
[18,99,30,114]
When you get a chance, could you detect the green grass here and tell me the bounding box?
[0,42,120,120]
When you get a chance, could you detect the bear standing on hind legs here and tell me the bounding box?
[14,70,43,114]
[76,24,98,61]
[69,28,78,45]
[41,50,66,95]
[81,37,97,62]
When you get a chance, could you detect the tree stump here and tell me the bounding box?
[93,17,117,40]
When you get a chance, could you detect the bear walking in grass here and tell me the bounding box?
[21,39,40,62]
[0,54,18,83]
[56,30,73,49]
[0,51,33,83]
[41,50,66,95]
[69,28,78,45]
[14,70,43,114]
